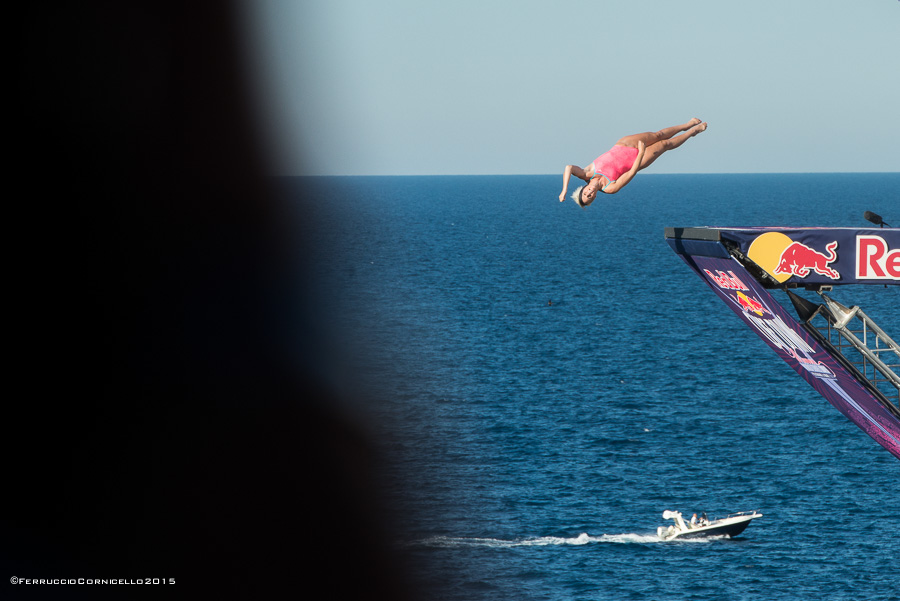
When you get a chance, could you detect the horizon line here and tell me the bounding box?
[268,171,900,178]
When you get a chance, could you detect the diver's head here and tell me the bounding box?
[570,185,586,207]
[571,180,599,207]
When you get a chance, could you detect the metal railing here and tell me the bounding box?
[807,293,900,411]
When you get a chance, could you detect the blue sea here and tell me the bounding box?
[285,174,899,601]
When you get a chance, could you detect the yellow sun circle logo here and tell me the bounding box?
[747,231,794,283]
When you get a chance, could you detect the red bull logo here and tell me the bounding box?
[703,269,749,291]
[774,240,840,280]
[746,232,842,283]
[736,291,768,317]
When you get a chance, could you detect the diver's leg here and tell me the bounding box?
[616,118,701,148]
[638,122,707,170]
[656,118,701,140]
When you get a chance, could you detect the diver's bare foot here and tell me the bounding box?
[687,118,702,128]
[689,121,708,135]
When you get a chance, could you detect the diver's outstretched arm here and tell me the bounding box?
[559,164,588,202]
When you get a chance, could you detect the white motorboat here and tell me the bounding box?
[656,510,762,541]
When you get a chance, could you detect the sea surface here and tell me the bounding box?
[283,174,899,601]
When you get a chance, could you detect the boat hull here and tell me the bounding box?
[673,518,753,539]
[658,511,762,541]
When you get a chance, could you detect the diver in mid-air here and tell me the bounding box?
[559,118,707,206]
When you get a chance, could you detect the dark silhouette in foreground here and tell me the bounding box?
[9,3,412,598]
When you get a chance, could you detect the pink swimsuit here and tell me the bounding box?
[592,145,640,190]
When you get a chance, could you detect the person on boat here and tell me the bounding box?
[701,512,709,526]
[690,513,698,528]
[558,118,708,207]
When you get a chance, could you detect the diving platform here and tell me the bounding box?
[665,225,900,460]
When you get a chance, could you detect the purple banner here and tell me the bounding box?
[679,253,900,460]
[713,227,899,287]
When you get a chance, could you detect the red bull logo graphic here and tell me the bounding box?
[774,240,840,280]
[857,235,900,281]
[703,269,749,291]
[736,291,769,317]
[746,232,842,283]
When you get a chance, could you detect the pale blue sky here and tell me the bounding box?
[242,0,899,176]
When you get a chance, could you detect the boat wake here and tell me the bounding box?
[409,532,719,548]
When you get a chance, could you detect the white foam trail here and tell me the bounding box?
[596,533,666,544]
[408,532,716,548]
